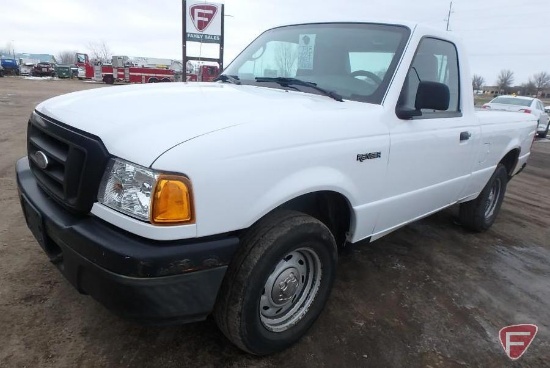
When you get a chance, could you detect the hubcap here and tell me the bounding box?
[485,178,502,219]
[259,248,322,332]
[271,268,300,304]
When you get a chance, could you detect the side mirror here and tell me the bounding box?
[415,81,450,111]
[396,81,450,120]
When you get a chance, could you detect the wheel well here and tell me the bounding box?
[500,149,520,177]
[276,191,352,246]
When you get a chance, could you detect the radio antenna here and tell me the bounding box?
[445,1,454,31]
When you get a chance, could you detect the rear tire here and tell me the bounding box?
[103,75,114,85]
[214,210,337,355]
[148,77,158,83]
[538,122,549,138]
[459,164,508,232]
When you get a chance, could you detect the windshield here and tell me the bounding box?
[222,23,410,104]
[490,97,532,107]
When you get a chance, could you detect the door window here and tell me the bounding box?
[398,37,460,116]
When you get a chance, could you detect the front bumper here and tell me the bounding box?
[16,157,240,325]
[33,71,53,76]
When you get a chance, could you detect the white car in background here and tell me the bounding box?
[483,95,550,137]
[77,66,86,79]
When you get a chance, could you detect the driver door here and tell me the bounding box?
[373,37,479,236]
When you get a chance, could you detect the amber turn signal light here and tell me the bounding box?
[151,175,194,225]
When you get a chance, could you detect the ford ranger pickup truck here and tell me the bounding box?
[16,21,537,355]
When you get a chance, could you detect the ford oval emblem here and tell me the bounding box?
[34,151,49,169]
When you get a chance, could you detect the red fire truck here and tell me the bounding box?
[75,53,219,84]
[75,53,176,84]
[185,64,220,82]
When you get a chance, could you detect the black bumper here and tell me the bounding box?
[16,157,240,325]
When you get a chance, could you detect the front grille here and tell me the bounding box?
[27,111,110,213]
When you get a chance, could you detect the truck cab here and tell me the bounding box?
[1,58,20,76]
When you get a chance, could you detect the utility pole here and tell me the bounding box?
[445,1,454,31]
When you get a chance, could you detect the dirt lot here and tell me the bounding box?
[1,77,549,367]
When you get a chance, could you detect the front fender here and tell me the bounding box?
[243,166,358,229]
[155,148,362,237]
[153,124,389,238]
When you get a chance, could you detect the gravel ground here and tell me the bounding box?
[1,77,549,367]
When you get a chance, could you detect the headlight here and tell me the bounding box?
[97,158,194,224]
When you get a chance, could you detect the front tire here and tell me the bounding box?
[214,210,337,355]
[459,164,508,232]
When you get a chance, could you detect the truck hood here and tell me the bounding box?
[36,82,358,166]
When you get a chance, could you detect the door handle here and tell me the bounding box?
[460,131,471,141]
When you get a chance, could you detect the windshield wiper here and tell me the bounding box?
[213,74,241,85]
[255,77,343,102]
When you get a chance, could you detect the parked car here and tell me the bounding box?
[0,63,4,77]
[32,62,55,77]
[483,95,550,138]
[19,62,35,76]
[77,66,86,79]
[0,58,20,75]
[54,65,72,78]
[16,20,537,355]
[19,58,39,76]
[70,66,79,78]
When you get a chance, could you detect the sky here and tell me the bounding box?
[1,0,549,86]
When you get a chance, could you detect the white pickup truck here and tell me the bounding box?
[16,20,537,355]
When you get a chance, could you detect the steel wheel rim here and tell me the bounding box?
[259,247,322,332]
[485,177,502,218]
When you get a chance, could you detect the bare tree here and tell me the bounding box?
[530,71,550,94]
[274,43,297,78]
[520,81,537,96]
[56,50,76,64]
[86,41,113,63]
[496,70,514,94]
[1,41,15,58]
[472,74,485,91]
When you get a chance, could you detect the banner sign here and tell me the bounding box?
[185,1,223,44]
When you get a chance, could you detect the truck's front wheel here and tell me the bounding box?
[214,210,337,355]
